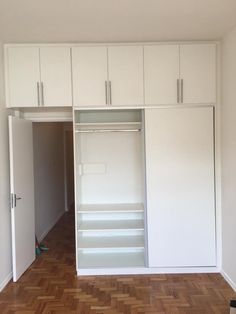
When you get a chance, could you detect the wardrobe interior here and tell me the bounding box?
[74,109,147,268]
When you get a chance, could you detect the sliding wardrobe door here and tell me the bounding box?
[145,107,216,267]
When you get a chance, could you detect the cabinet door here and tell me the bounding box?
[40,47,72,107]
[6,47,40,107]
[108,46,144,106]
[144,45,179,105]
[145,107,216,267]
[180,44,216,104]
[72,47,108,107]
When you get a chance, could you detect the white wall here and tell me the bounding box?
[222,25,236,290]
[0,43,12,291]
[33,122,65,241]
[1,0,236,42]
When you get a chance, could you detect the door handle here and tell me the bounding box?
[37,82,40,106]
[41,82,44,106]
[109,81,112,105]
[181,79,184,103]
[11,194,22,209]
[177,79,180,103]
[105,81,108,105]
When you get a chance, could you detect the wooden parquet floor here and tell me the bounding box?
[0,210,235,314]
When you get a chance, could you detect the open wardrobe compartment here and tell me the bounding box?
[74,109,147,273]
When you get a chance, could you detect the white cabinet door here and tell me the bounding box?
[9,116,35,281]
[145,107,216,267]
[40,47,72,107]
[6,47,40,107]
[108,46,144,106]
[180,44,216,104]
[144,45,179,105]
[72,47,108,107]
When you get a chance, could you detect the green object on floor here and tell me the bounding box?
[35,236,49,255]
[40,243,49,251]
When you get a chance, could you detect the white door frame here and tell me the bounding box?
[63,125,73,212]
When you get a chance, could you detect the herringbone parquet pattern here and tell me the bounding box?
[0,210,235,314]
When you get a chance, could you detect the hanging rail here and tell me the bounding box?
[75,128,141,133]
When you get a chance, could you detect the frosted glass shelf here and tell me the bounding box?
[78,203,144,213]
[78,251,145,268]
[78,219,144,231]
[78,235,144,249]
[74,109,142,124]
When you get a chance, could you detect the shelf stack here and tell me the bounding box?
[77,203,145,268]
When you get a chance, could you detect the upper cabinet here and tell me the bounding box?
[5,46,72,108]
[6,47,40,108]
[144,44,216,105]
[39,47,72,107]
[144,45,179,105]
[108,46,144,106]
[5,43,217,108]
[72,45,144,107]
[72,47,108,107]
[180,44,216,104]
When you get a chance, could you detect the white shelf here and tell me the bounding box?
[78,235,144,249]
[78,251,145,268]
[78,219,144,231]
[78,203,144,213]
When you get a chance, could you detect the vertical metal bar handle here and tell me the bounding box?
[37,82,40,106]
[105,81,108,105]
[181,79,184,103]
[41,82,44,106]
[177,79,180,103]
[109,81,112,105]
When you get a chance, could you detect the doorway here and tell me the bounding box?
[9,117,75,281]
[33,122,74,248]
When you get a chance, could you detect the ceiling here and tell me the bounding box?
[0,0,236,43]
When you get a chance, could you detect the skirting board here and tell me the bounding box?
[77,267,220,276]
[221,270,236,292]
[0,272,12,292]
[37,211,64,243]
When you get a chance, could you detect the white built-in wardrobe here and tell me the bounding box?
[4,42,218,277]
[73,106,216,274]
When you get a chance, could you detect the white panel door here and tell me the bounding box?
[72,47,108,106]
[9,116,35,281]
[180,44,216,104]
[6,47,40,107]
[145,107,216,267]
[40,47,72,107]
[144,45,179,105]
[108,46,144,106]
